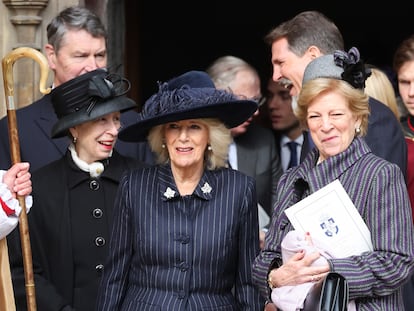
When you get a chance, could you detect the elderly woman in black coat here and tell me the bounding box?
[7,69,146,311]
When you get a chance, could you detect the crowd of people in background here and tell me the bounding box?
[1,5,414,311]
[206,55,282,248]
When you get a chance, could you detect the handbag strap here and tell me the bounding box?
[319,272,349,311]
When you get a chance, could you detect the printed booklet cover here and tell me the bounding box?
[285,179,373,257]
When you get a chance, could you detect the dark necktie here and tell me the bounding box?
[287,141,298,169]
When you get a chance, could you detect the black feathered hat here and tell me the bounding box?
[51,68,137,138]
[118,70,258,142]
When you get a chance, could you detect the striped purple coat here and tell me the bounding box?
[252,137,414,310]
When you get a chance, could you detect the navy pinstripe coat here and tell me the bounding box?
[252,137,414,310]
[96,164,264,310]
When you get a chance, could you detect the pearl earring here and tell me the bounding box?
[207,145,212,151]
[162,143,166,149]
[73,137,77,144]
[355,127,361,134]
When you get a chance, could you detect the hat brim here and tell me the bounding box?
[118,99,257,142]
[51,97,137,138]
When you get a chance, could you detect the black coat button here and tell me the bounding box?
[92,208,103,218]
[89,180,100,190]
[95,264,104,273]
[95,237,105,246]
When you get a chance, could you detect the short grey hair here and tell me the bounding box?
[206,55,258,91]
[47,6,107,52]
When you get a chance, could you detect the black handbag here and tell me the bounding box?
[303,272,349,311]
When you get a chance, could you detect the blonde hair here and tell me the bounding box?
[147,118,232,170]
[297,78,370,136]
[364,67,400,120]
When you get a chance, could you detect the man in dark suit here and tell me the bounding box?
[232,123,282,215]
[206,56,283,218]
[0,6,154,172]
[264,10,407,176]
[206,56,283,250]
[264,78,311,171]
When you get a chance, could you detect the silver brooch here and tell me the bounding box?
[164,187,176,199]
[201,182,212,194]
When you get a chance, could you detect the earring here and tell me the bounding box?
[162,143,166,149]
[355,127,361,134]
[73,137,77,144]
[207,145,212,151]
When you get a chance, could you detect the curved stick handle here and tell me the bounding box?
[1,47,51,311]
[2,47,51,101]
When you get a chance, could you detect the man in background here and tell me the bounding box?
[0,6,154,172]
[207,55,283,249]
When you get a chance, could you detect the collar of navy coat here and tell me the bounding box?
[158,164,215,201]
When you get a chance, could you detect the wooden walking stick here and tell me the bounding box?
[1,47,51,311]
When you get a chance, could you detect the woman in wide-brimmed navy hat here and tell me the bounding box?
[96,70,264,310]
[8,69,147,311]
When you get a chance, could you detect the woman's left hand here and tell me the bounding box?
[268,249,330,288]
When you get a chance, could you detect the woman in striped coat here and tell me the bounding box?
[254,48,414,310]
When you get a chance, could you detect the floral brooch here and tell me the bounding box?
[163,187,176,199]
[201,182,212,194]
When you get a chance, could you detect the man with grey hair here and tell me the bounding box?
[0,6,154,172]
[206,55,283,249]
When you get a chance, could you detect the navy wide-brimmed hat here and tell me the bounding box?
[118,70,258,142]
[51,68,137,138]
[302,47,371,89]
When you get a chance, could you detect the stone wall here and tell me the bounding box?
[0,0,114,118]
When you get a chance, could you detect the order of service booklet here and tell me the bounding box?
[284,179,373,257]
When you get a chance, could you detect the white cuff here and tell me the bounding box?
[0,170,32,216]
